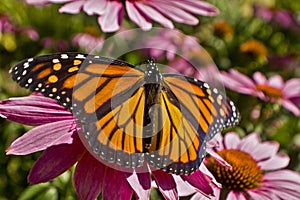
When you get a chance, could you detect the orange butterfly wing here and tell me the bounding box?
[145,75,239,174]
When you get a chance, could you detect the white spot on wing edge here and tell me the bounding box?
[61,54,68,59]
[76,54,86,59]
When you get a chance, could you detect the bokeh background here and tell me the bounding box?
[0,0,299,199]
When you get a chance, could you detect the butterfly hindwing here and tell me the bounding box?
[145,75,239,175]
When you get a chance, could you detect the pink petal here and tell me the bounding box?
[126,2,152,30]
[170,0,219,16]
[135,3,174,29]
[173,175,196,196]
[0,95,72,126]
[206,148,232,170]
[253,71,267,84]
[126,171,151,199]
[59,0,85,14]
[263,169,300,182]
[6,119,75,155]
[268,75,284,89]
[83,0,107,15]
[248,189,277,200]
[258,153,290,170]
[226,69,256,88]
[251,141,280,161]
[227,191,247,200]
[238,133,260,153]
[102,167,133,200]
[152,170,178,200]
[282,78,300,98]
[74,152,105,200]
[281,99,300,116]
[223,132,241,149]
[98,1,123,32]
[181,170,213,196]
[220,70,256,95]
[28,133,85,183]
[148,2,199,25]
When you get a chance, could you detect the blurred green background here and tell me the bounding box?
[0,0,300,199]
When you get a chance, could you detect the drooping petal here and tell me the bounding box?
[148,2,199,25]
[281,99,300,116]
[0,94,72,126]
[135,2,174,29]
[126,2,152,30]
[126,171,151,199]
[173,175,196,196]
[170,0,219,16]
[181,170,213,197]
[227,191,247,200]
[220,70,256,95]
[6,119,76,155]
[247,189,277,200]
[59,0,85,14]
[83,0,107,15]
[74,152,105,200]
[152,170,178,200]
[102,167,133,200]
[28,133,85,183]
[98,1,123,32]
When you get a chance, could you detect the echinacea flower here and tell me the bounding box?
[254,5,300,31]
[72,33,104,52]
[239,39,268,60]
[41,37,69,51]
[212,20,233,40]
[179,132,300,200]
[145,29,201,61]
[221,69,300,116]
[0,94,217,199]
[26,0,219,32]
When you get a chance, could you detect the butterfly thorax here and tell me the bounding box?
[143,61,163,151]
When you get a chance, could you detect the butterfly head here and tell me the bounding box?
[144,60,162,84]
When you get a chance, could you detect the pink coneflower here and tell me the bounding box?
[178,132,300,200]
[145,29,201,61]
[0,94,216,199]
[254,5,300,31]
[221,69,300,116]
[0,14,39,40]
[26,0,219,32]
[72,33,104,52]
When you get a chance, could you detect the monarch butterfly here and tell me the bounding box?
[10,53,240,175]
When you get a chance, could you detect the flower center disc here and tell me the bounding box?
[256,84,283,98]
[206,149,263,191]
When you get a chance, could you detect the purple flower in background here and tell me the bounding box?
[254,5,300,31]
[179,132,300,200]
[72,33,104,52]
[0,94,217,199]
[221,69,300,116]
[145,29,201,61]
[0,14,39,40]
[26,0,219,32]
[268,54,300,72]
[41,37,69,51]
